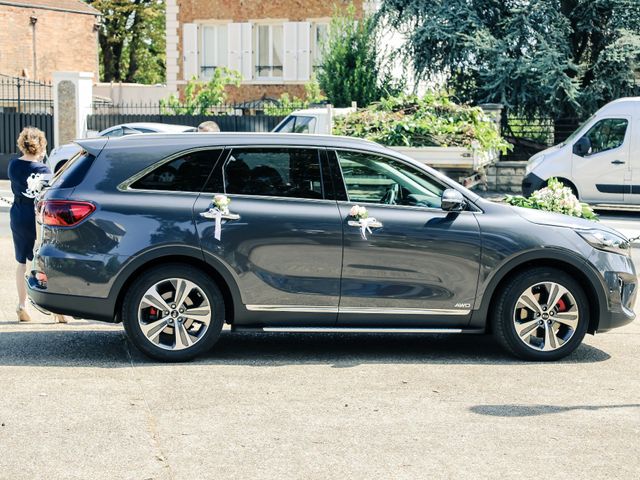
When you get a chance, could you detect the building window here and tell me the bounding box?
[255,24,284,79]
[201,24,228,79]
[312,23,329,70]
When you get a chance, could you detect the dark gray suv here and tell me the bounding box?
[27,133,637,361]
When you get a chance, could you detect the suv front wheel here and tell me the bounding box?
[492,267,589,361]
[122,264,225,361]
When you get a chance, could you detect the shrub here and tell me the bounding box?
[333,92,512,154]
[160,68,241,115]
[505,178,598,220]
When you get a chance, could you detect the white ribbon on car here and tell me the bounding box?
[358,217,378,240]
[213,208,223,241]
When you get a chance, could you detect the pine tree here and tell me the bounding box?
[381,0,640,119]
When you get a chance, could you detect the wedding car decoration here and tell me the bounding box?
[348,205,382,240]
[505,177,597,220]
[198,194,240,241]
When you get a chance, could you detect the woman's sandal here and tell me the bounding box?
[53,314,68,324]
[16,306,32,322]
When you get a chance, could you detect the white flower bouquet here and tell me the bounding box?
[213,194,230,215]
[505,178,598,220]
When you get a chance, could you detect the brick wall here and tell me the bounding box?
[177,0,361,23]
[173,0,364,101]
[0,5,98,81]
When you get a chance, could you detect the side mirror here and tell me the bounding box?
[573,137,591,157]
[441,188,466,212]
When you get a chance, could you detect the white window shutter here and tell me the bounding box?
[182,23,198,80]
[283,22,298,81]
[217,25,228,68]
[297,22,311,81]
[240,23,253,80]
[228,23,242,75]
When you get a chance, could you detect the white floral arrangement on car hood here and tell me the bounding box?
[505,177,598,220]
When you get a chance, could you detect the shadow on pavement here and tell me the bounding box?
[0,329,611,367]
[470,403,640,417]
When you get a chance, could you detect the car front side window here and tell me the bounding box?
[581,118,628,156]
[336,150,446,209]
[224,148,324,199]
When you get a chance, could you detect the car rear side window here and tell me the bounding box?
[224,148,324,199]
[50,151,96,189]
[131,149,222,192]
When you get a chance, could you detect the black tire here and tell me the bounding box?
[122,264,225,362]
[491,267,589,361]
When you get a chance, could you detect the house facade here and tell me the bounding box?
[0,0,100,81]
[166,0,366,103]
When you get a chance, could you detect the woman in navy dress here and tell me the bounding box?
[8,127,66,323]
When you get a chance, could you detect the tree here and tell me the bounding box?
[381,0,640,119]
[85,0,165,84]
[317,4,402,108]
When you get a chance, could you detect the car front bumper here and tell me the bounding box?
[521,172,545,197]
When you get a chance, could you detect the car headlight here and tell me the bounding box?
[577,229,631,255]
[525,155,544,175]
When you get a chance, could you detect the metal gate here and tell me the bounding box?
[0,75,54,178]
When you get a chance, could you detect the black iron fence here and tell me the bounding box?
[501,116,580,161]
[86,100,311,134]
[0,76,54,173]
[0,74,53,114]
[87,112,286,133]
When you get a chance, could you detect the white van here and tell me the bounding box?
[522,97,640,206]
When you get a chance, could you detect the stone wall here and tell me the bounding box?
[0,5,99,81]
[486,161,527,193]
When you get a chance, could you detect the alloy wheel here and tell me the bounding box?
[137,278,212,351]
[512,281,579,352]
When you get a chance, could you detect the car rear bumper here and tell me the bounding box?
[27,274,117,322]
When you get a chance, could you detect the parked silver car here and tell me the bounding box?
[46,122,196,173]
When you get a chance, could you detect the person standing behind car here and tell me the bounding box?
[8,127,67,323]
[197,121,220,132]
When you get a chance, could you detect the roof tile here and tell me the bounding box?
[0,0,100,15]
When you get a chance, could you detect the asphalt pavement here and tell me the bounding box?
[0,182,639,479]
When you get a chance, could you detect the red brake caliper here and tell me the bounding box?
[556,298,567,312]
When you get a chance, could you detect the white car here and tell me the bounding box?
[47,122,196,173]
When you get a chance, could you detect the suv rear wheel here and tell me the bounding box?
[122,264,224,361]
[492,267,589,361]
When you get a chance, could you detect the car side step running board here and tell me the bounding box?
[233,326,484,334]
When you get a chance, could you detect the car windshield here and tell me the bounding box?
[559,114,596,146]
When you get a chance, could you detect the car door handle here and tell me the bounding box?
[611,160,625,165]
[348,219,383,228]
[199,209,241,221]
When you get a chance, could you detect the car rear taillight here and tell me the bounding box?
[39,200,96,227]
